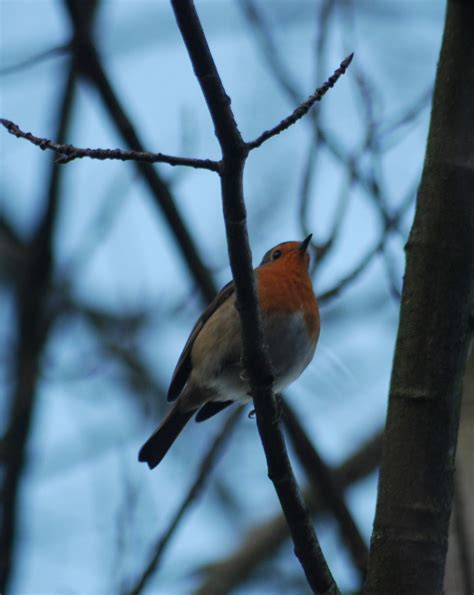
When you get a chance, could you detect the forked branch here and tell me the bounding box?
[1,52,351,174]
[169,1,351,593]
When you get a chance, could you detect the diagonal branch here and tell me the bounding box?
[281,399,368,579]
[126,408,242,595]
[317,179,416,305]
[195,430,383,595]
[0,43,71,76]
[246,53,353,151]
[239,0,396,231]
[0,54,84,595]
[170,1,348,593]
[64,0,217,304]
[297,0,338,267]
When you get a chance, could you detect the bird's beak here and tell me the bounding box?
[299,234,312,252]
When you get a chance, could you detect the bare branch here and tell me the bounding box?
[378,86,433,149]
[0,213,27,283]
[170,1,340,592]
[0,56,81,595]
[318,240,381,304]
[246,54,353,152]
[0,118,221,172]
[240,0,411,247]
[318,177,416,305]
[298,1,341,267]
[127,408,242,595]
[281,399,368,579]
[195,430,383,595]
[64,0,217,304]
[0,43,70,76]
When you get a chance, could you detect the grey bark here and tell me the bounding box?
[365,2,474,593]
[444,343,474,594]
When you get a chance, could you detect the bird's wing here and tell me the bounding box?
[195,400,234,422]
[167,280,236,401]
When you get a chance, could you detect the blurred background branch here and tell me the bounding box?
[127,406,242,595]
[195,428,382,595]
[0,1,98,586]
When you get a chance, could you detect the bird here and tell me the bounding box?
[139,235,320,469]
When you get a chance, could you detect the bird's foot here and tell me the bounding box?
[240,369,249,382]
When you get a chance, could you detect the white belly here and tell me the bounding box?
[265,311,316,391]
[206,311,316,402]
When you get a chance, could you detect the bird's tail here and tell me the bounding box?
[138,403,195,469]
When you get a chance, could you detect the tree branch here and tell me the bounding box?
[0,43,70,76]
[0,118,221,171]
[0,41,87,595]
[246,53,353,151]
[239,0,398,234]
[318,179,415,305]
[195,430,383,595]
[63,0,217,304]
[281,399,368,580]
[170,1,349,592]
[127,408,242,595]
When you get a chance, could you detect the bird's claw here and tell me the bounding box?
[240,369,249,382]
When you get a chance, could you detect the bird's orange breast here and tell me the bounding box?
[256,263,320,343]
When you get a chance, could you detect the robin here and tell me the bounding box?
[139,235,320,469]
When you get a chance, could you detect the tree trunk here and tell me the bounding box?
[444,344,474,594]
[365,1,474,593]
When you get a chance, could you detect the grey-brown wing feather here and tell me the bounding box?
[167,281,235,401]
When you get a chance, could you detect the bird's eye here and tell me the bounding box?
[272,250,282,260]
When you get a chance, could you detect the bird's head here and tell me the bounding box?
[260,234,312,270]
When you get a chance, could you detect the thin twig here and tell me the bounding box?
[246,54,353,152]
[239,0,300,103]
[318,240,382,304]
[240,0,407,239]
[0,43,70,76]
[318,176,416,305]
[127,408,242,595]
[0,119,220,171]
[340,12,405,306]
[298,0,339,266]
[64,0,217,304]
[378,86,433,149]
[241,0,407,315]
